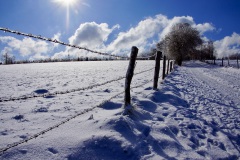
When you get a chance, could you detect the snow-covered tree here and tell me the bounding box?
[158,23,202,65]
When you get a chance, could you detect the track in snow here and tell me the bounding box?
[167,61,240,154]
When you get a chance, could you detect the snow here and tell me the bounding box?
[0,60,239,159]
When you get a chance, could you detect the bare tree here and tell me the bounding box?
[158,23,202,65]
[199,41,215,61]
[1,52,15,65]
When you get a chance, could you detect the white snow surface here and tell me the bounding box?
[0,60,239,160]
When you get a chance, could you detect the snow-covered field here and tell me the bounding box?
[0,60,239,159]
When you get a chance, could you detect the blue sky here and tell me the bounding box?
[0,0,240,60]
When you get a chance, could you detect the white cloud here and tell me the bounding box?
[1,47,13,55]
[0,34,61,60]
[106,14,215,56]
[214,32,240,58]
[52,22,120,58]
[53,14,216,58]
[51,51,68,59]
[68,22,119,48]
[29,53,50,61]
[194,23,215,34]
[107,14,168,55]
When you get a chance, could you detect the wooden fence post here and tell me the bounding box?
[167,59,170,75]
[222,58,224,66]
[170,61,173,72]
[162,55,166,80]
[153,51,162,90]
[124,46,138,106]
[237,55,239,69]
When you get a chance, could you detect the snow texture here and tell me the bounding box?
[0,60,239,159]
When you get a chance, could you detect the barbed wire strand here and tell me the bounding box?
[0,77,154,156]
[0,67,154,103]
[0,27,156,60]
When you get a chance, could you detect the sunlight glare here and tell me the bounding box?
[53,0,77,7]
[53,0,79,32]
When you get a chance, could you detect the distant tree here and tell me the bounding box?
[145,48,157,60]
[1,52,15,65]
[199,40,215,61]
[158,23,202,65]
[139,48,157,60]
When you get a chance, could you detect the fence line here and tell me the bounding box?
[0,27,176,155]
[0,53,174,155]
[0,75,154,156]
[0,58,174,155]
[205,58,239,69]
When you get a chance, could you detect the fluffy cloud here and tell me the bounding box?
[0,35,59,60]
[214,32,240,58]
[69,22,119,49]
[55,14,215,58]
[194,23,215,34]
[1,47,13,56]
[108,14,214,56]
[107,14,169,55]
[52,22,120,59]
[0,36,48,56]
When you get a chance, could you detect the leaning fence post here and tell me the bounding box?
[124,46,138,106]
[153,51,162,90]
[162,55,166,80]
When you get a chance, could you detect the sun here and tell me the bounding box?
[52,0,79,31]
[53,0,77,6]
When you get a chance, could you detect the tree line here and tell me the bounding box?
[0,53,128,65]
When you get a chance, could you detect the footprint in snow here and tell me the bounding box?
[19,149,27,154]
[34,89,49,94]
[12,114,24,121]
[47,147,58,154]
[162,112,169,117]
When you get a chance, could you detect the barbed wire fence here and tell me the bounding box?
[0,27,174,155]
